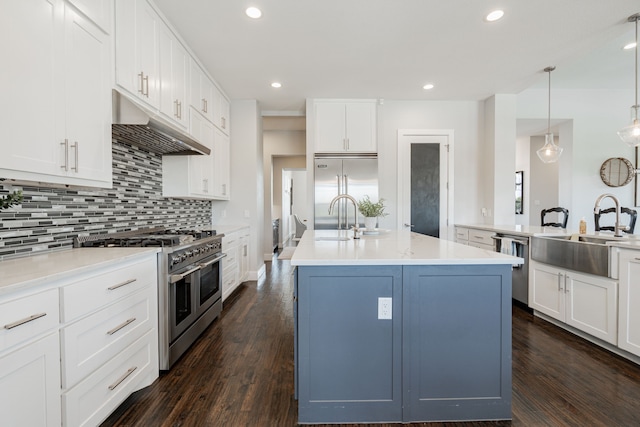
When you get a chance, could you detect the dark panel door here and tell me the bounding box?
[411,143,440,237]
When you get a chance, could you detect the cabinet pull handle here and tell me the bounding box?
[143,74,149,97]
[71,142,78,172]
[221,116,226,129]
[107,278,136,291]
[179,101,182,119]
[346,138,350,150]
[106,317,136,336]
[174,99,179,118]
[202,98,207,113]
[557,272,562,291]
[108,366,137,391]
[60,139,69,171]
[565,275,570,293]
[222,183,227,196]
[138,72,144,94]
[4,312,47,330]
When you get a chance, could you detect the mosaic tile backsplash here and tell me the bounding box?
[0,140,212,259]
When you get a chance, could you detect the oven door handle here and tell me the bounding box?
[199,253,227,268]
[169,265,201,284]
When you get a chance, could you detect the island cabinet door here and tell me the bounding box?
[296,266,403,424]
[402,264,513,423]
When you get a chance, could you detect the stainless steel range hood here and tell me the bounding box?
[112,90,210,156]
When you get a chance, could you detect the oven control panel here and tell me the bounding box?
[169,238,222,272]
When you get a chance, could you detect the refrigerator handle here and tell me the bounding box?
[343,174,349,229]
[336,174,343,229]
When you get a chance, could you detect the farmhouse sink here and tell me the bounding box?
[531,235,612,277]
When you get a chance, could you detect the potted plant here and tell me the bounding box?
[357,195,387,230]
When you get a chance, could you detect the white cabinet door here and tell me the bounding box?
[0,0,64,178]
[345,102,376,152]
[239,232,249,282]
[0,0,112,188]
[114,0,159,108]
[64,5,112,185]
[159,24,188,129]
[67,0,111,32]
[529,261,565,321]
[189,59,214,123]
[0,333,61,427]
[315,102,347,152]
[212,128,230,200]
[618,250,640,356]
[565,271,618,344]
[213,86,230,134]
[314,101,376,153]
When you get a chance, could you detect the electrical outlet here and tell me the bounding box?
[378,297,392,320]
[244,210,250,218]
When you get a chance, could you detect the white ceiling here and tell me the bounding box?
[153,0,639,115]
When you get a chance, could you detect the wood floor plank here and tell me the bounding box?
[103,258,640,427]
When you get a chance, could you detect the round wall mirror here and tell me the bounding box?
[600,157,635,187]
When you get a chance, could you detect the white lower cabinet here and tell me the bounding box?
[467,229,495,250]
[618,249,640,356]
[60,255,159,426]
[0,288,61,427]
[62,330,156,427]
[529,260,618,344]
[222,227,250,302]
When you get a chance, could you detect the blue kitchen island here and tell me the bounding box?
[291,230,522,424]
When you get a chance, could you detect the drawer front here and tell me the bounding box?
[468,241,495,251]
[223,232,240,249]
[0,289,59,352]
[61,257,156,322]
[468,229,495,247]
[454,227,469,241]
[61,287,154,388]
[62,331,156,427]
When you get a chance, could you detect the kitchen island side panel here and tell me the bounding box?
[297,266,403,424]
[402,264,513,422]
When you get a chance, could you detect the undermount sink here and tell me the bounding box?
[531,235,611,277]
[314,236,352,241]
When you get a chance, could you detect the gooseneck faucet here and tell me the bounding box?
[328,194,360,239]
[594,193,627,237]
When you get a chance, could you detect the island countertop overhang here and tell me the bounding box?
[291,229,524,266]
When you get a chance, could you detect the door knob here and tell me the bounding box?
[404,223,415,228]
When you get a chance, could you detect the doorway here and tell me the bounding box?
[397,130,453,239]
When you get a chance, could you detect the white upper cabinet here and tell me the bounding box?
[158,24,188,129]
[189,58,215,124]
[213,87,230,134]
[67,0,111,32]
[114,0,160,109]
[212,128,230,199]
[162,108,215,199]
[0,0,112,188]
[314,100,377,153]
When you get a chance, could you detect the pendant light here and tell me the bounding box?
[618,13,640,146]
[536,66,563,163]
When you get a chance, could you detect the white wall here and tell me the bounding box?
[515,135,531,225]
[262,130,306,258]
[517,88,634,231]
[376,100,486,230]
[219,99,265,280]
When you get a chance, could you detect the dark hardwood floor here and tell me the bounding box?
[103,256,640,426]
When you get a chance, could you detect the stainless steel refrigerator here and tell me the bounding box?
[314,155,378,229]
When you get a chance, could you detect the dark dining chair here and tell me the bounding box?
[541,207,569,228]
[594,207,637,234]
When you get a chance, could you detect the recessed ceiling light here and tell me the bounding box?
[624,41,637,50]
[423,83,434,90]
[246,7,262,19]
[271,82,282,88]
[485,10,504,22]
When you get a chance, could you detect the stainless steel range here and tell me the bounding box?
[75,227,225,370]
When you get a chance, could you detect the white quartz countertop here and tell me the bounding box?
[0,247,160,296]
[209,223,249,236]
[291,230,524,266]
[456,224,576,237]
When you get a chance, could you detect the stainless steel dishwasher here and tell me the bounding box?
[493,234,529,305]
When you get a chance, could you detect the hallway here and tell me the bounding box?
[104,256,640,426]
